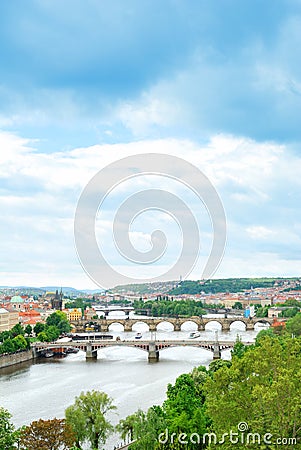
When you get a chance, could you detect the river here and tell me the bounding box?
[0,314,267,449]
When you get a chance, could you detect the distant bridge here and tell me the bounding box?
[72,317,274,332]
[94,305,134,317]
[32,339,253,362]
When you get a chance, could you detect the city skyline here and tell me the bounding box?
[1,1,301,289]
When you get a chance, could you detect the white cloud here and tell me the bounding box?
[1,130,301,287]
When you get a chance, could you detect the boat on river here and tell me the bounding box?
[135,332,142,339]
[188,331,200,339]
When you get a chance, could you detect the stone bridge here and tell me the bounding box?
[32,339,252,362]
[71,316,274,332]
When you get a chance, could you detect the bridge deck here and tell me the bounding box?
[34,339,253,350]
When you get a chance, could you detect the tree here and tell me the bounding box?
[25,324,33,336]
[205,336,301,449]
[34,322,45,335]
[286,313,301,336]
[45,325,60,341]
[19,418,75,450]
[37,331,49,342]
[65,390,116,449]
[233,301,243,310]
[0,407,20,450]
[46,311,71,334]
[209,359,231,373]
[0,338,16,354]
[10,323,24,338]
[12,334,28,351]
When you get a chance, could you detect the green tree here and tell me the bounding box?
[0,338,16,354]
[37,331,49,342]
[45,325,60,341]
[286,312,301,336]
[12,334,28,351]
[24,324,32,336]
[46,311,71,334]
[34,322,45,335]
[65,390,116,449]
[205,335,301,449]
[0,407,20,450]
[19,418,75,450]
[233,301,243,310]
[10,323,24,338]
[209,359,231,373]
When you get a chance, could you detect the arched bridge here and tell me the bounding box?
[32,339,253,362]
[71,316,275,332]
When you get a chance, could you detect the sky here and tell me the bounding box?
[1,0,301,289]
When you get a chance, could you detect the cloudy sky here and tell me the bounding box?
[1,0,301,289]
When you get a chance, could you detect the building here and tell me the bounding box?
[51,289,63,311]
[0,308,19,332]
[10,295,25,310]
[63,308,82,321]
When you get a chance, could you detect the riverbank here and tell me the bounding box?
[0,349,34,369]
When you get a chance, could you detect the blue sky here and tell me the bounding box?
[1,0,301,288]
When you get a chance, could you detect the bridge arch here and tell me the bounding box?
[254,320,271,329]
[180,320,198,331]
[156,321,174,331]
[204,320,222,331]
[108,322,125,332]
[132,321,150,332]
[229,320,247,331]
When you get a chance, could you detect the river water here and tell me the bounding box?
[0,314,267,449]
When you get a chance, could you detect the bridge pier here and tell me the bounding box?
[221,323,230,332]
[148,342,159,362]
[149,323,157,332]
[198,324,205,331]
[124,323,132,332]
[213,342,221,359]
[100,324,109,332]
[213,331,221,359]
[246,322,255,331]
[174,322,181,332]
[86,342,97,360]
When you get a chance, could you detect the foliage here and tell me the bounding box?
[24,324,33,336]
[34,322,45,335]
[117,367,211,450]
[208,359,231,373]
[279,307,300,318]
[286,312,301,337]
[0,407,20,450]
[46,311,71,334]
[255,305,269,317]
[19,418,75,450]
[232,301,243,310]
[255,327,276,345]
[0,331,30,355]
[231,340,252,359]
[65,390,116,449]
[205,335,301,449]
[10,323,24,338]
[133,299,205,317]
[169,278,285,295]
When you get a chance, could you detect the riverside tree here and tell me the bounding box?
[19,418,75,450]
[0,407,20,450]
[204,335,301,449]
[65,390,116,449]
